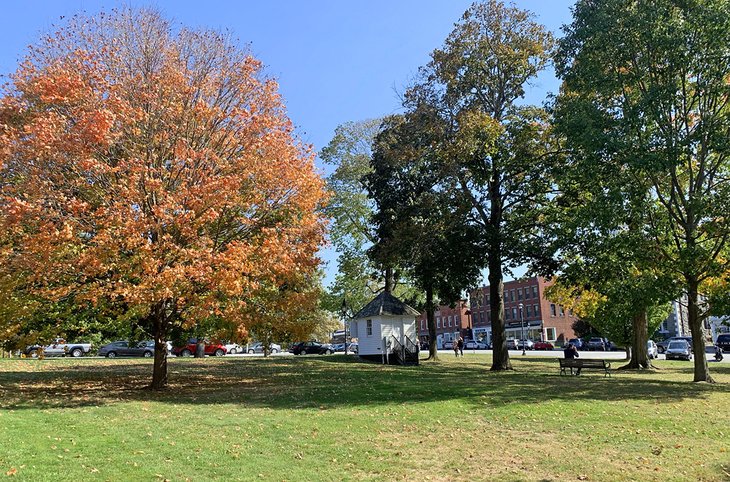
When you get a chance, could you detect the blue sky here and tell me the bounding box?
[0,0,575,286]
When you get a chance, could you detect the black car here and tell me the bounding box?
[289,341,334,355]
[657,336,694,354]
[98,340,155,358]
[715,334,730,352]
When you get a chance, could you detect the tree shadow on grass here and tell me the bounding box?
[0,355,728,411]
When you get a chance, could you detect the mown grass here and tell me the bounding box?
[0,354,729,481]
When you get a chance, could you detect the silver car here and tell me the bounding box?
[665,340,692,361]
[246,342,281,354]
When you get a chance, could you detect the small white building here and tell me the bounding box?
[349,291,420,365]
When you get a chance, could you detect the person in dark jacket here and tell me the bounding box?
[457,337,464,357]
[563,343,581,375]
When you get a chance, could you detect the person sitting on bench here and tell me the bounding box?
[564,342,581,375]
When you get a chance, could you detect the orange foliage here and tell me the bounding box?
[0,9,326,336]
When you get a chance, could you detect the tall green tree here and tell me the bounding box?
[366,113,483,360]
[321,119,413,314]
[407,0,555,370]
[547,96,678,368]
[557,0,730,382]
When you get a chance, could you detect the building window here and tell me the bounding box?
[518,288,523,300]
[525,287,531,299]
[550,304,556,316]
[506,310,511,320]
[448,317,452,327]
[526,305,532,317]
[533,286,538,298]
[504,290,508,300]
[512,307,518,320]
[510,290,515,302]
[534,304,539,315]
[546,327,557,341]
[437,319,441,328]
[559,306,564,316]
[367,319,373,336]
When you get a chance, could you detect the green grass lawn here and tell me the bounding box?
[1,354,729,481]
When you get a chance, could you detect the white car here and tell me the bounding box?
[464,340,489,350]
[225,343,242,354]
[647,340,658,359]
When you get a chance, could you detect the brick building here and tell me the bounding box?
[417,277,579,346]
[416,300,469,346]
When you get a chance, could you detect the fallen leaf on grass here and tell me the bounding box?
[6,468,17,477]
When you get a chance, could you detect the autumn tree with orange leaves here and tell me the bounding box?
[0,8,326,388]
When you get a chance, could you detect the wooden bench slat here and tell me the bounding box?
[559,358,611,377]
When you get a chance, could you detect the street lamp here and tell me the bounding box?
[341,298,349,355]
[519,303,526,356]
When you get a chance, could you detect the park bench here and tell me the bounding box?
[559,358,611,377]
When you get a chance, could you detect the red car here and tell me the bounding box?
[172,339,227,357]
[533,341,554,350]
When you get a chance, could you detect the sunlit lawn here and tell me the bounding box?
[1,354,729,481]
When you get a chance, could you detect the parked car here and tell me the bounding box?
[647,340,658,359]
[586,337,606,351]
[506,339,519,350]
[443,340,454,350]
[289,341,334,355]
[224,342,242,354]
[24,338,92,358]
[464,340,489,350]
[715,333,730,352]
[98,340,157,358]
[657,336,694,354]
[172,339,227,357]
[665,340,692,361]
[533,341,554,350]
[567,338,584,350]
[516,339,534,350]
[246,342,282,354]
[348,342,358,353]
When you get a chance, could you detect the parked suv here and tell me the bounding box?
[586,337,606,351]
[172,339,227,357]
[567,338,584,350]
[289,341,334,355]
[715,334,730,352]
[665,340,692,361]
[517,339,534,350]
[657,336,693,354]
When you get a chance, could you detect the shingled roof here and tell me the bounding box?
[352,291,420,319]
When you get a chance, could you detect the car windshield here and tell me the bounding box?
[668,341,687,349]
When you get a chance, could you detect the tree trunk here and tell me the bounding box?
[195,340,205,358]
[687,276,714,383]
[149,309,168,390]
[621,310,651,369]
[425,283,439,361]
[489,250,511,371]
[384,267,395,294]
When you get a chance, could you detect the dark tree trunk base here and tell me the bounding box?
[618,362,656,370]
[489,363,514,371]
